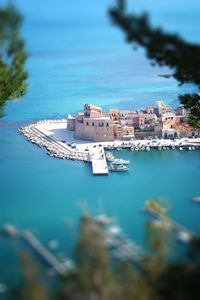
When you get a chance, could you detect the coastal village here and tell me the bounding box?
[67,101,200,141]
[18,100,200,175]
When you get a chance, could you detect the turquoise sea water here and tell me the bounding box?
[1,0,200,290]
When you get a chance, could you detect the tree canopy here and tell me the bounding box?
[0,3,27,118]
[109,0,200,128]
[13,211,200,300]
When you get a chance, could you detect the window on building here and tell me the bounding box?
[92,122,94,126]
[106,123,109,127]
[86,122,89,126]
[102,123,104,127]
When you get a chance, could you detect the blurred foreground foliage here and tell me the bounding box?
[109,0,200,128]
[0,3,27,118]
[13,199,200,300]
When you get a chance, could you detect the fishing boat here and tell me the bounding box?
[130,147,134,151]
[106,153,115,162]
[109,163,130,172]
[111,158,130,165]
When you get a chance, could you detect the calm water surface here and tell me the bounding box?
[0,0,200,289]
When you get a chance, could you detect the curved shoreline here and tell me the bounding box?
[18,119,200,174]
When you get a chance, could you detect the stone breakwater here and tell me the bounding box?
[18,119,90,162]
[18,119,200,166]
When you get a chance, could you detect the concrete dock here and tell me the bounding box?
[18,119,200,176]
[91,147,108,175]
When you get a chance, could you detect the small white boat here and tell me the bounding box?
[112,158,130,165]
[109,163,130,172]
[130,147,134,151]
[116,147,123,151]
[106,153,115,162]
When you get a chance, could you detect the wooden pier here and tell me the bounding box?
[3,225,74,278]
[143,207,198,242]
[21,231,69,277]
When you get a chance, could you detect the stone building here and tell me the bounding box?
[67,103,115,142]
[176,106,186,116]
[113,122,134,140]
[109,108,119,120]
[178,123,200,137]
[162,128,180,138]
[156,100,172,116]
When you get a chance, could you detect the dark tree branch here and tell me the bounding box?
[109,0,200,128]
[0,4,27,118]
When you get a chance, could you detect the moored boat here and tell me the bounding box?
[112,158,130,165]
[106,153,115,162]
[109,163,130,172]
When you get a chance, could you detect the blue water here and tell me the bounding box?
[0,0,200,290]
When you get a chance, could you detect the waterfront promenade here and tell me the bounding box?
[18,119,200,175]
